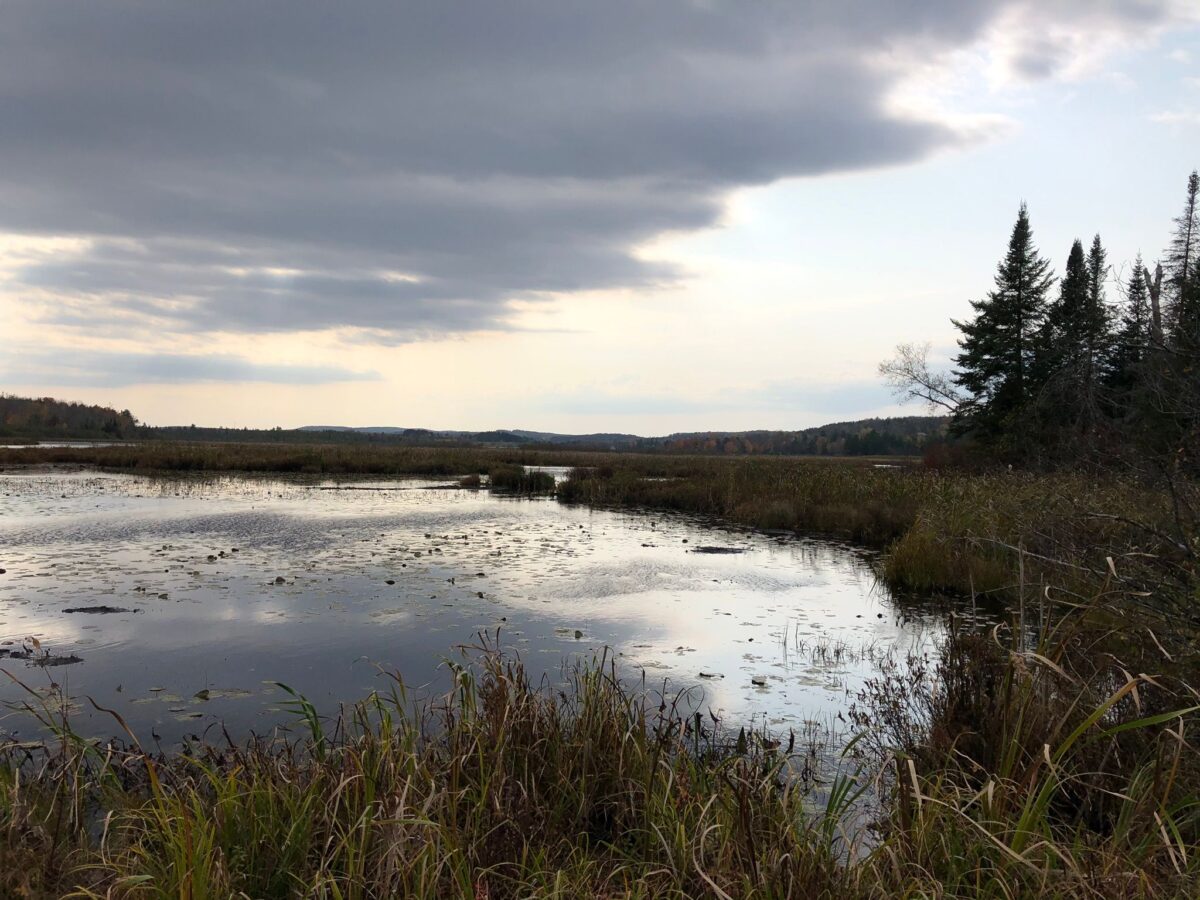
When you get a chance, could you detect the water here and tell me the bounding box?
[0,470,954,748]
[0,441,130,449]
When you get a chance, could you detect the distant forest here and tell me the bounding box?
[156,418,946,456]
[644,417,943,456]
[0,395,139,440]
[0,394,943,458]
[883,169,1200,473]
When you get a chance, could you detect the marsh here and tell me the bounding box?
[0,470,966,747]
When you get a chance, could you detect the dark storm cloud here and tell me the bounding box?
[0,1,1185,337]
[0,348,380,388]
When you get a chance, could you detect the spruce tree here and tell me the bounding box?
[1029,237,1111,446]
[1109,256,1150,396]
[1082,234,1113,408]
[953,203,1054,445]
[1031,240,1087,447]
[1043,239,1088,370]
[1165,170,1200,346]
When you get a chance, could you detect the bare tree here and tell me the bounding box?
[1144,261,1164,342]
[878,342,963,413]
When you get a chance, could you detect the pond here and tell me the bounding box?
[0,470,964,748]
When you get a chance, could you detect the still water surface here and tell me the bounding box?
[0,471,952,747]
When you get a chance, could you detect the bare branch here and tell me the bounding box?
[878,342,962,413]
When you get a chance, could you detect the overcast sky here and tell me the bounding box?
[2,1,1198,432]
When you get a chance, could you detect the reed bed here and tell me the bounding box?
[487,464,557,494]
[559,464,1192,605]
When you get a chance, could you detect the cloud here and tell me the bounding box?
[983,0,1195,84]
[1151,109,1200,125]
[0,1,1193,340]
[0,348,380,387]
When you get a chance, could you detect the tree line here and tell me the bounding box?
[883,170,1200,471]
[0,395,139,440]
[646,416,945,457]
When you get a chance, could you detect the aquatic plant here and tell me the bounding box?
[488,464,556,494]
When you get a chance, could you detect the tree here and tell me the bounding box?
[1076,234,1115,428]
[1038,238,1088,379]
[952,203,1054,445]
[878,342,962,412]
[1108,256,1150,398]
[1164,170,1200,346]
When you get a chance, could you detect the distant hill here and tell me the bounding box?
[290,416,947,456]
[0,393,946,457]
[648,416,947,456]
[295,425,644,448]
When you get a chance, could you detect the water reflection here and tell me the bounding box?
[0,471,969,747]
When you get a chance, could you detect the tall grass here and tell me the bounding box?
[853,580,1200,897]
[2,648,848,898]
[488,464,556,494]
[3,595,1199,898]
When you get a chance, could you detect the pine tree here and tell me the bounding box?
[1108,256,1150,400]
[1082,234,1113,404]
[1164,170,1200,346]
[953,203,1054,444]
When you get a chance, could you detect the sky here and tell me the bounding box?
[1,1,1198,434]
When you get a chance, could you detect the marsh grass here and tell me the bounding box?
[487,465,556,494]
[1,648,850,898]
[559,464,1195,605]
[3,598,1200,899]
[852,586,1200,898]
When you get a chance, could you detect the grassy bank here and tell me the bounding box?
[3,608,1198,898]
[558,464,1195,610]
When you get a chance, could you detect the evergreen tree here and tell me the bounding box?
[1041,239,1088,374]
[1164,170,1200,346]
[1030,237,1111,447]
[1082,234,1113,403]
[953,203,1054,445]
[1108,256,1150,401]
